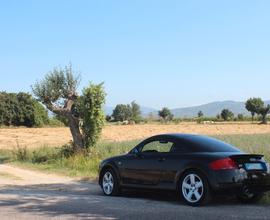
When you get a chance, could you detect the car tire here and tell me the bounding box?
[179,170,211,206]
[101,168,120,196]
[237,186,264,204]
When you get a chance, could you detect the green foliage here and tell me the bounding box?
[32,64,80,104]
[130,101,142,123]
[112,104,132,122]
[245,98,270,124]
[32,102,49,126]
[79,83,106,148]
[158,107,174,121]
[237,114,244,121]
[245,98,264,120]
[48,117,66,127]
[258,105,270,124]
[12,145,30,162]
[32,146,59,163]
[105,115,112,122]
[221,109,234,121]
[0,92,49,127]
[53,114,69,126]
[111,101,142,123]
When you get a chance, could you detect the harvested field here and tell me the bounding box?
[1,123,270,149]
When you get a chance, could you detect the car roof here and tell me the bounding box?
[149,133,202,140]
[145,133,240,153]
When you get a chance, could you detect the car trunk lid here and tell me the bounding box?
[229,154,267,172]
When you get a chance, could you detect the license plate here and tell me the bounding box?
[267,163,270,173]
[245,163,263,170]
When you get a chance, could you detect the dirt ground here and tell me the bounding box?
[1,123,270,149]
[0,164,73,186]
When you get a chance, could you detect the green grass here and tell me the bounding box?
[216,134,270,161]
[1,134,270,178]
[0,140,139,179]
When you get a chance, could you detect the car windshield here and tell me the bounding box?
[179,136,241,153]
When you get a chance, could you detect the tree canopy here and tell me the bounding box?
[112,104,132,122]
[158,107,174,121]
[245,98,264,121]
[221,109,234,121]
[0,92,48,127]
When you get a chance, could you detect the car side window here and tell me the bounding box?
[141,140,174,153]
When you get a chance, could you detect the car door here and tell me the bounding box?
[120,138,174,186]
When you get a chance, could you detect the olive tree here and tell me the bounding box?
[158,107,173,121]
[259,105,270,124]
[245,98,264,122]
[221,109,234,121]
[130,101,141,123]
[112,104,132,122]
[32,64,105,151]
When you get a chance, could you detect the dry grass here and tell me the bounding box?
[1,122,270,149]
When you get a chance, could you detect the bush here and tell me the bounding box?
[32,146,59,163]
[12,145,30,162]
[0,92,49,127]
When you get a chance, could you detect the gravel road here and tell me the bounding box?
[0,164,270,220]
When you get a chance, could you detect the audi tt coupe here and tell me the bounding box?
[99,134,270,206]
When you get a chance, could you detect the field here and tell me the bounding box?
[1,122,270,149]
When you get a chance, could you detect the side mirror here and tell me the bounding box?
[132,148,141,157]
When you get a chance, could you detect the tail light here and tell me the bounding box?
[209,158,237,170]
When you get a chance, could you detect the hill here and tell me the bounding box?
[105,100,270,118]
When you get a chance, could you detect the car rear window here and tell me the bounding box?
[177,136,240,153]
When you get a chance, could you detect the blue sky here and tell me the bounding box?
[0,0,270,109]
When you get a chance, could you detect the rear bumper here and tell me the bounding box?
[210,169,270,193]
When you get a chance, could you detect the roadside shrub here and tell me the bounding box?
[32,146,59,163]
[59,144,77,158]
[12,145,30,162]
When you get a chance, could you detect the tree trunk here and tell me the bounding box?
[68,115,84,151]
[251,113,254,123]
[262,114,268,124]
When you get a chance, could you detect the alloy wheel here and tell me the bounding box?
[182,173,204,203]
[102,171,114,195]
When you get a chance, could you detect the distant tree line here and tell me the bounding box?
[108,97,270,125]
[196,97,270,124]
[108,98,270,125]
[0,92,49,127]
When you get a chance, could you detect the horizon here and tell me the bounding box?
[105,99,270,110]
[1,1,270,109]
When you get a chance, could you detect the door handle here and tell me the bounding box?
[158,158,165,162]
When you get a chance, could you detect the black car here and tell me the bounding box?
[99,134,270,206]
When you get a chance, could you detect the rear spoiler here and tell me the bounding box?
[230,154,264,161]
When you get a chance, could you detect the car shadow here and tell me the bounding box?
[118,188,243,206]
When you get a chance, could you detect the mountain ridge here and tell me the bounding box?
[105,100,270,117]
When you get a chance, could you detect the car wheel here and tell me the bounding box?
[237,186,264,204]
[101,169,120,196]
[180,170,211,206]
